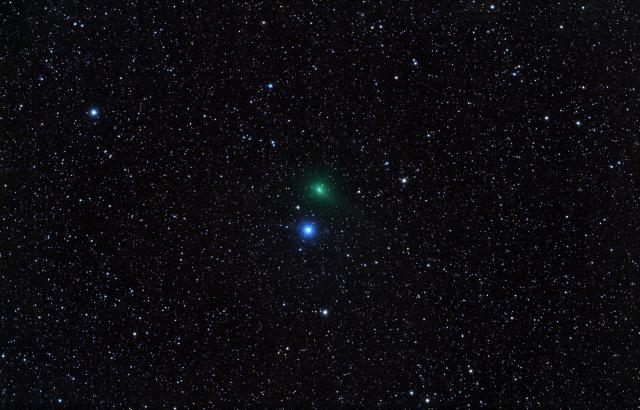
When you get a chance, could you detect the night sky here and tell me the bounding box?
[2,1,640,408]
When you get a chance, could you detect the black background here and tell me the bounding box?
[2,1,640,408]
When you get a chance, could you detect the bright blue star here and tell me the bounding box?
[89,107,99,118]
[299,222,316,238]
[266,82,274,89]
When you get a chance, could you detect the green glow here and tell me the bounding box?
[312,183,327,196]
[307,180,333,202]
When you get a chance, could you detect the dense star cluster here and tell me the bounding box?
[2,1,639,408]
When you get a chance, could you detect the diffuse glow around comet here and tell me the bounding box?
[310,181,330,199]
[307,179,337,204]
[311,182,327,197]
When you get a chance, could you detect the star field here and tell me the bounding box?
[2,1,640,408]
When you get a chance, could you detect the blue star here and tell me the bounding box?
[299,222,316,239]
[266,82,274,90]
[89,107,99,118]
